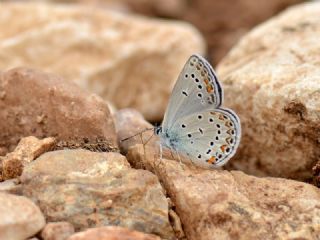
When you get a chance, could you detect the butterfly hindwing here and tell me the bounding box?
[162,54,223,131]
[170,108,241,168]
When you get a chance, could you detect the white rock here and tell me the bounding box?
[0,193,45,240]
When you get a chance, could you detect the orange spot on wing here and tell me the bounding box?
[204,79,209,85]
[219,114,225,120]
[206,84,213,93]
[220,145,227,153]
[207,156,216,164]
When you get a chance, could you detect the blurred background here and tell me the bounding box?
[1,0,306,65]
[0,0,309,123]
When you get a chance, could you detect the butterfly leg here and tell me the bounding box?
[174,150,186,170]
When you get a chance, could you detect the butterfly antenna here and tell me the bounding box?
[120,127,154,142]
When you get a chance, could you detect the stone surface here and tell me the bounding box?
[217,2,320,180]
[115,108,156,154]
[0,68,117,155]
[0,192,45,240]
[60,0,304,65]
[0,2,205,122]
[2,136,55,180]
[313,161,320,188]
[21,149,174,239]
[0,179,22,194]
[68,226,161,240]
[127,145,320,240]
[41,222,75,240]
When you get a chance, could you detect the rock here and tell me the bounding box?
[21,149,175,239]
[0,68,117,155]
[313,161,320,188]
[1,136,55,180]
[65,0,304,64]
[0,2,205,122]
[115,109,156,154]
[0,179,22,195]
[127,145,320,240]
[177,0,304,65]
[0,192,45,240]
[67,226,161,240]
[41,222,75,240]
[217,2,320,180]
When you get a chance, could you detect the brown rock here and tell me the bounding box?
[0,68,117,155]
[41,222,75,240]
[115,108,156,154]
[2,136,55,180]
[127,145,320,240]
[21,149,175,239]
[0,192,45,240]
[0,2,205,122]
[217,2,320,180]
[67,226,161,240]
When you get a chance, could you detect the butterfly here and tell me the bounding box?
[154,54,241,168]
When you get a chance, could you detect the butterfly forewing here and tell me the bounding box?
[162,54,223,131]
[169,108,240,168]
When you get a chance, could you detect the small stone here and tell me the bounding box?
[21,149,175,239]
[41,222,75,240]
[217,2,320,180]
[2,136,55,180]
[0,193,45,240]
[127,145,320,240]
[67,226,161,240]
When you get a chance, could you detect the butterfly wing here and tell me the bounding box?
[162,54,223,131]
[169,108,241,168]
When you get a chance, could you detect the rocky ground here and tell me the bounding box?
[0,1,320,240]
